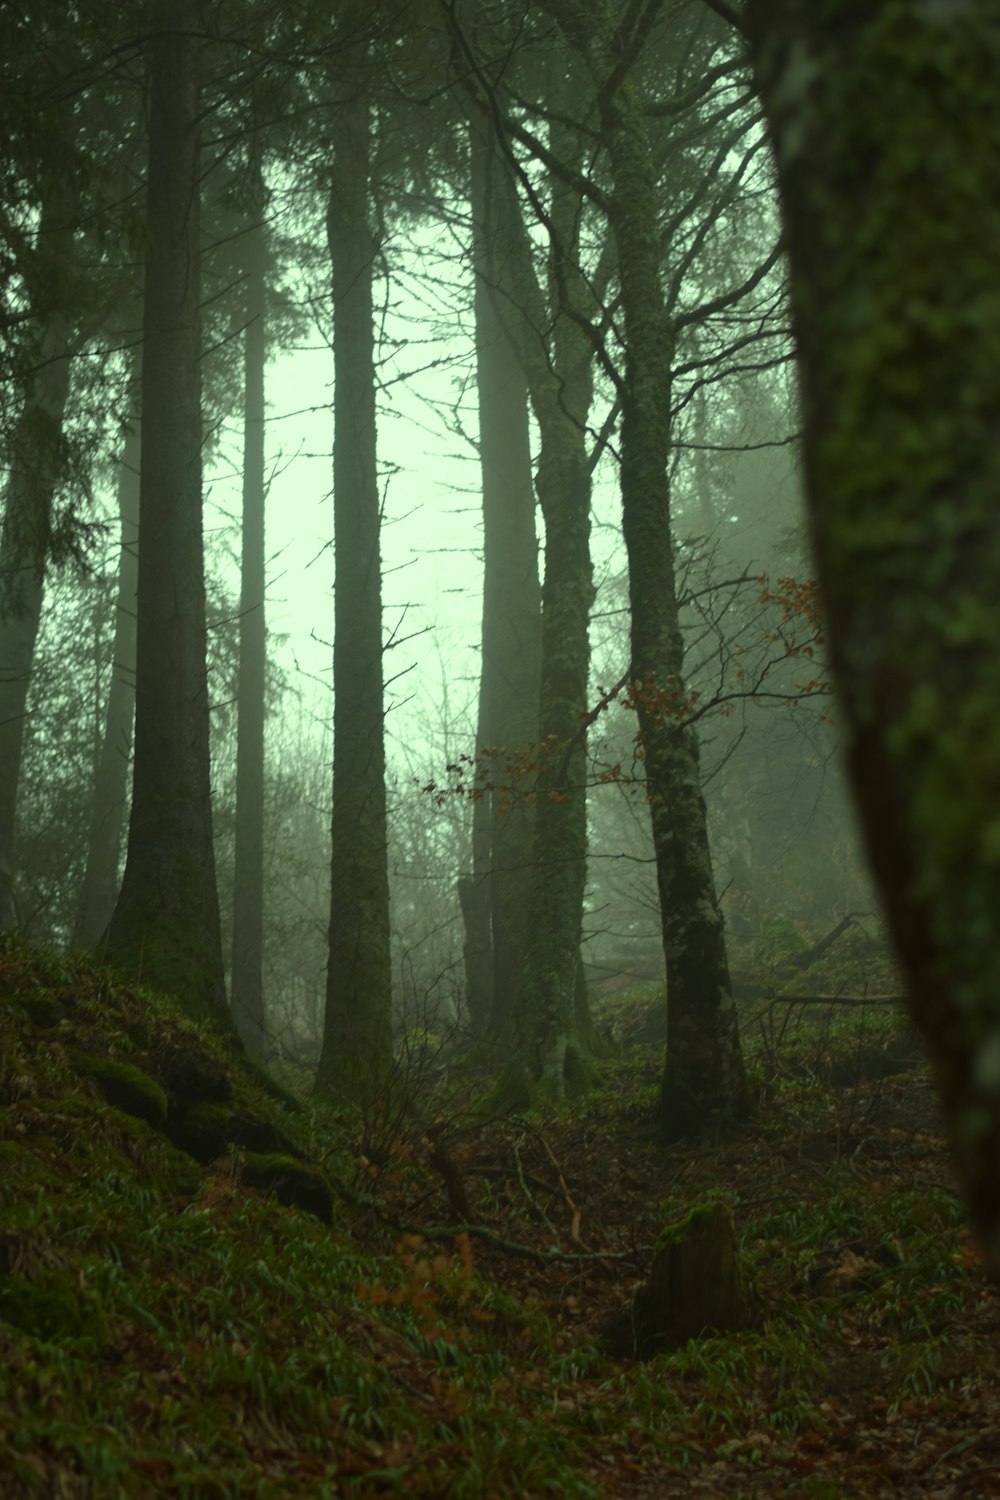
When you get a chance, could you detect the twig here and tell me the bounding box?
[325,1168,648,1266]
[782,913,865,971]
[513,1136,561,1241]
[758,995,908,1008]
[539,1134,583,1245]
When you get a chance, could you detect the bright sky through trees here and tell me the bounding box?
[205,246,629,757]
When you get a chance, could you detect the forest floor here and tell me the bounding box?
[2,939,1000,1497]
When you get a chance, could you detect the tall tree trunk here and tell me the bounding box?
[106,4,228,1026]
[499,82,602,1097]
[315,91,392,1099]
[554,0,749,1137]
[0,188,77,931]
[231,159,268,1056]
[73,416,140,948]
[468,120,542,1037]
[746,3,1000,1270]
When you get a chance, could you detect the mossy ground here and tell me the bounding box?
[1,935,999,1496]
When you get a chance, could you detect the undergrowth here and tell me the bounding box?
[1,935,997,1497]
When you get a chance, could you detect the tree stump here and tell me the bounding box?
[605,1200,752,1359]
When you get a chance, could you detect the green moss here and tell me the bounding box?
[68,1050,168,1127]
[655,1196,733,1253]
[103,897,229,1031]
[155,1045,232,1105]
[240,1151,333,1224]
[166,1101,298,1165]
[165,1101,235,1163]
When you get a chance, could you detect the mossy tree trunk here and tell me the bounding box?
[468,120,542,1037]
[107,3,228,1027]
[746,2,1000,1272]
[315,89,392,1099]
[552,0,749,1138]
[231,150,268,1058]
[74,411,139,948]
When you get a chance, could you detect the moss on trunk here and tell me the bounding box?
[747,1,1000,1272]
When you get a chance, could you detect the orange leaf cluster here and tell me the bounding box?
[356,1232,480,1343]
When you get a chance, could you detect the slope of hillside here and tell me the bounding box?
[2,938,999,1497]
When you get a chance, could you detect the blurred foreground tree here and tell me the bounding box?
[746,2,1000,1272]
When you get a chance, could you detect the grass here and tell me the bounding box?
[1,934,998,1496]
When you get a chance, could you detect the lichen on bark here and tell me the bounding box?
[747,0,1000,1271]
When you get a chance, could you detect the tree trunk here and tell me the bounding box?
[0,187,77,931]
[498,78,601,1098]
[230,159,268,1057]
[106,4,228,1027]
[73,416,139,948]
[469,121,542,1036]
[746,3,1000,1271]
[315,90,392,1099]
[604,1201,752,1359]
[458,860,492,1036]
[554,0,749,1137]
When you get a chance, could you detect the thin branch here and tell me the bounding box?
[700,0,748,37]
[675,240,785,330]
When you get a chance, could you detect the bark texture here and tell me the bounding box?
[747,2,1000,1272]
[315,90,392,1099]
[106,5,228,1025]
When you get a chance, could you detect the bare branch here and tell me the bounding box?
[699,0,748,37]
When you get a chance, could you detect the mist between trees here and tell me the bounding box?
[3,2,1000,1270]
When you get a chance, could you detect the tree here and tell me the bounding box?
[0,179,80,929]
[315,79,393,1098]
[73,405,140,948]
[0,7,155,937]
[469,60,607,1096]
[106,2,228,1026]
[230,145,268,1056]
[546,0,751,1136]
[744,1,1000,1272]
[466,116,542,1037]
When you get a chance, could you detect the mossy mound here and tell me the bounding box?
[240,1151,333,1223]
[166,1099,303,1165]
[153,1041,233,1104]
[0,936,607,1500]
[0,936,331,1225]
[68,1047,169,1126]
